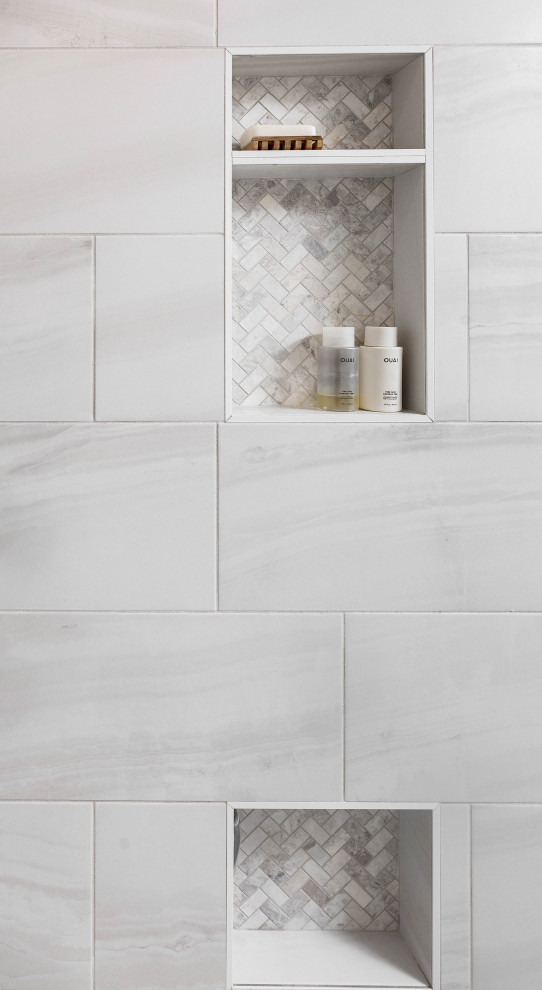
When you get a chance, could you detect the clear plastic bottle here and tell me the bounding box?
[317,326,360,412]
[359,325,403,412]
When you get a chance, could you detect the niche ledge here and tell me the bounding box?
[229,804,440,990]
[227,407,431,423]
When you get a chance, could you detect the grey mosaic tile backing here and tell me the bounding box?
[232,75,393,151]
[232,176,394,407]
[234,809,399,932]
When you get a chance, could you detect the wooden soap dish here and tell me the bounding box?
[243,135,324,151]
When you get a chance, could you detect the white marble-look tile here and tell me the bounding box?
[0,51,224,233]
[0,0,215,46]
[440,806,471,990]
[219,0,542,44]
[434,235,468,421]
[219,424,542,611]
[0,424,215,609]
[0,237,93,421]
[434,47,542,232]
[469,235,542,421]
[0,612,342,799]
[472,805,542,989]
[345,614,542,801]
[1,244,86,421]
[96,236,224,421]
[0,802,92,990]
[95,803,225,990]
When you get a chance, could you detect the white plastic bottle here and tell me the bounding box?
[359,325,402,412]
[317,326,360,412]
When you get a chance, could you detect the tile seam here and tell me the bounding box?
[342,613,346,802]
[0,608,541,615]
[3,43,542,50]
[0,799,540,804]
[91,801,96,990]
[467,233,471,421]
[469,803,473,990]
[92,236,96,421]
[216,422,220,610]
[0,419,541,424]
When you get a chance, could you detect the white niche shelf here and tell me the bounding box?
[225,47,434,424]
[228,803,440,990]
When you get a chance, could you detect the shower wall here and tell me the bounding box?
[1,4,542,990]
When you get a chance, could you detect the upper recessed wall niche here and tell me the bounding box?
[231,51,426,153]
[226,48,433,423]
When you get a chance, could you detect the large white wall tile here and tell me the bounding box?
[434,47,542,232]
[218,0,542,45]
[470,235,542,421]
[0,0,215,46]
[0,51,224,233]
[0,803,91,990]
[0,612,342,799]
[0,424,215,609]
[0,237,92,421]
[95,803,225,990]
[345,614,542,801]
[440,805,471,990]
[434,235,468,421]
[472,805,542,989]
[96,236,224,421]
[219,424,542,611]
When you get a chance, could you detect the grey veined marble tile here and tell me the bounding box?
[95,804,225,990]
[0,50,224,233]
[0,802,92,990]
[434,47,542,232]
[0,0,215,46]
[345,613,542,801]
[472,805,542,990]
[0,612,342,799]
[470,235,542,421]
[0,424,216,610]
[0,237,93,421]
[219,423,542,611]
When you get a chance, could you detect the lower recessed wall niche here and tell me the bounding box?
[229,804,439,990]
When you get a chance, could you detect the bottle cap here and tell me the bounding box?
[364,325,398,347]
[322,326,355,347]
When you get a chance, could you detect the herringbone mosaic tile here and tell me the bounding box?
[232,176,394,408]
[234,809,399,932]
[232,75,393,150]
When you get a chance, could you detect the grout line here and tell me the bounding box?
[342,612,346,802]
[433,231,542,235]
[466,234,471,422]
[469,803,473,990]
[1,798,541,805]
[0,419,541,425]
[92,236,97,421]
[0,420,224,425]
[3,43,542,50]
[91,801,96,990]
[2,230,542,236]
[0,45,228,51]
[0,232,225,236]
[0,608,541,615]
[215,0,218,46]
[216,423,220,611]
